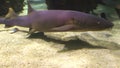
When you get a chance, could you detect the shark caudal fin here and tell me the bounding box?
[27,0,35,14]
[5,8,18,19]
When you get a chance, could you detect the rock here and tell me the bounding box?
[45,31,120,50]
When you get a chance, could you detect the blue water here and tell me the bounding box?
[21,0,47,15]
[23,0,119,19]
[29,0,47,10]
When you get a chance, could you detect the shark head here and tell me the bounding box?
[90,18,114,31]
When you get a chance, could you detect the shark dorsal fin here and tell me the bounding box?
[5,7,18,19]
[27,0,35,14]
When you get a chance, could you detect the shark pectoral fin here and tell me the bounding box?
[51,25,76,31]
[26,29,36,38]
[28,29,36,35]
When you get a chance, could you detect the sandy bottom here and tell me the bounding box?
[0,3,120,67]
[0,23,120,68]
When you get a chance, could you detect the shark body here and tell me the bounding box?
[0,0,114,34]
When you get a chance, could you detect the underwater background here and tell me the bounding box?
[0,0,120,68]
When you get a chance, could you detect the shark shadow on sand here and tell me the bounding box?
[28,32,107,52]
